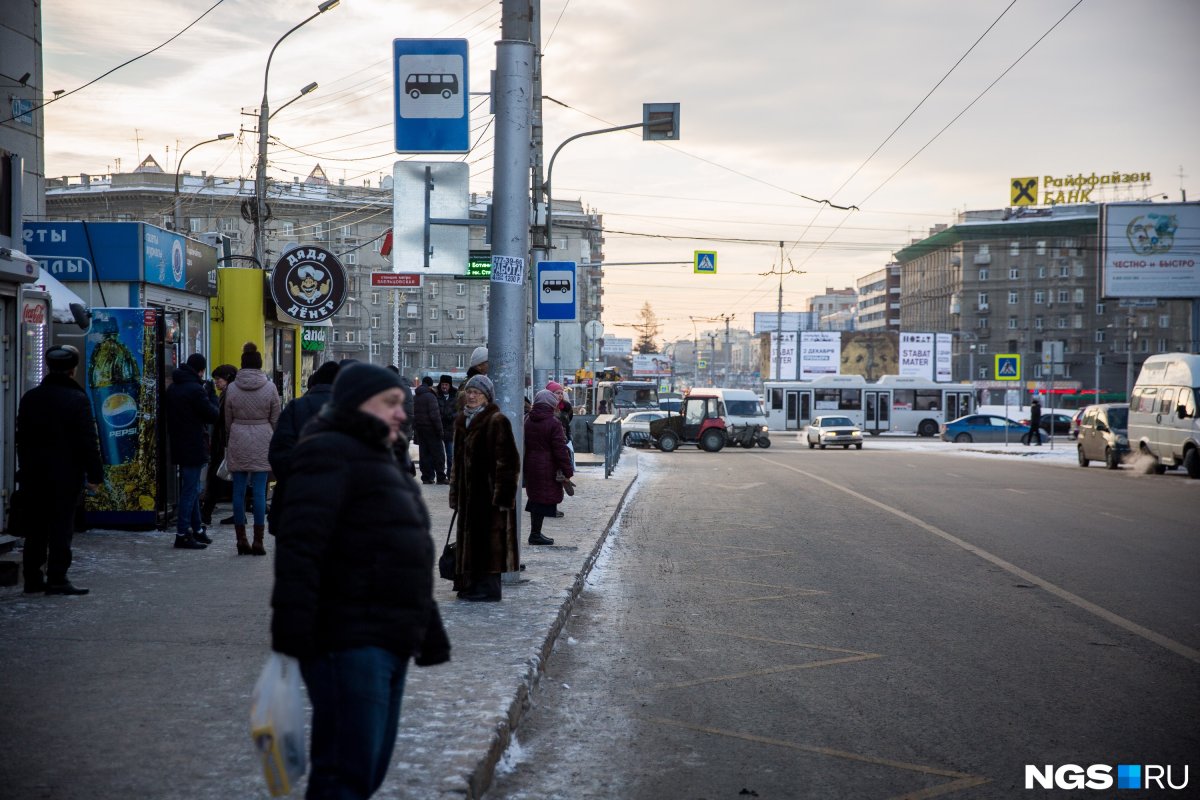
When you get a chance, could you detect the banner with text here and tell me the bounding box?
[768,331,798,380]
[800,331,841,379]
[935,333,953,382]
[899,332,935,380]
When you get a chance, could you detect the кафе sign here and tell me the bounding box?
[269,246,348,322]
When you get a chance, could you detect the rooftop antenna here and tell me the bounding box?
[133,129,143,162]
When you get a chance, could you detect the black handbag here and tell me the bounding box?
[438,512,457,581]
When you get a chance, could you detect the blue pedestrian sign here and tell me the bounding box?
[536,261,577,322]
[393,39,469,153]
[694,250,717,274]
[996,353,1020,381]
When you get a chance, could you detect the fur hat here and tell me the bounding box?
[332,363,406,411]
[439,374,454,386]
[463,374,494,402]
[534,389,558,408]
[45,345,80,372]
[422,375,434,387]
[545,380,564,393]
[185,353,207,373]
[469,346,489,368]
[309,361,340,387]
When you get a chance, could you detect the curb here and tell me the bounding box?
[461,453,639,799]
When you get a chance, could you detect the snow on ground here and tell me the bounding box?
[787,430,1081,465]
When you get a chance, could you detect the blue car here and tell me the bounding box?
[940,414,1031,444]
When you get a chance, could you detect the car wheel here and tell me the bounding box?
[855,443,862,450]
[819,444,826,450]
[1183,448,1200,479]
[808,440,815,449]
[843,444,850,449]
[917,419,938,437]
[954,433,972,443]
[623,433,633,446]
[657,431,679,452]
[700,429,725,453]
[1077,446,1090,468]
[1105,447,1121,470]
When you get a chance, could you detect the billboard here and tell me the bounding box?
[754,311,806,334]
[632,354,672,377]
[767,331,797,380]
[1101,202,1200,298]
[839,331,898,381]
[799,331,840,379]
[601,337,633,355]
[899,332,935,379]
[935,333,953,383]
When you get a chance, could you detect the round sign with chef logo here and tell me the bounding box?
[269,246,348,323]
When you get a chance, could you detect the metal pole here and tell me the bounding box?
[775,241,783,380]
[173,134,232,232]
[392,288,400,367]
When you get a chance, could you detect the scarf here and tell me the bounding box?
[463,403,486,427]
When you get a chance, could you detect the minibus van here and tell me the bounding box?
[1128,353,1200,478]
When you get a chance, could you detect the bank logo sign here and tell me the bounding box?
[1025,763,1189,790]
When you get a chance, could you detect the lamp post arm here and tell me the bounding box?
[174,135,232,231]
[262,10,321,106]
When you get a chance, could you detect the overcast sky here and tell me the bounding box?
[38,0,1200,343]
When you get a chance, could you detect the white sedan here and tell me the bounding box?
[620,410,668,445]
[805,415,864,450]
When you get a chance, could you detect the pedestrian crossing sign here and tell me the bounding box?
[995,353,1020,380]
[694,250,717,274]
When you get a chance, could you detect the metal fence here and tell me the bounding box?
[603,419,622,478]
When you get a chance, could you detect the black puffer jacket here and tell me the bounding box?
[413,383,443,435]
[268,384,333,481]
[165,367,218,466]
[271,405,449,664]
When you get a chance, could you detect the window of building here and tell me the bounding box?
[282,222,294,237]
[1139,337,1149,353]
[188,218,203,233]
[979,244,990,255]
[345,252,357,265]
[455,307,465,320]
[1009,241,1020,256]
[456,353,466,369]
[1009,267,1020,280]
[1159,314,1170,328]
[429,332,439,345]
[370,315,380,329]
[1008,317,1018,330]
[454,331,464,344]
[1034,290,1045,304]
[977,365,988,380]
[456,283,466,296]
[1037,265,1046,278]
[430,283,439,297]
[1073,288,1085,304]
[345,331,355,343]
[1158,337,1169,352]
[402,353,412,369]
[1059,264,1070,278]
[977,317,989,329]
[428,354,438,369]
[978,344,989,355]
[1074,314,1084,329]
[1008,290,1018,305]
[1036,241,1047,255]
[406,331,416,344]
[978,267,989,281]
[370,343,380,356]
[1057,289,1070,304]
[407,304,419,319]
[220,217,238,232]
[1033,363,1045,379]
[332,329,341,343]
[1095,330,1106,343]
[1035,316,1044,330]
[342,300,355,317]
[1058,317,1069,329]
[978,291,989,308]
[371,291,379,305]
[1074,260,1085,277]
[429,307,439,320]
[1096,302,1105,315]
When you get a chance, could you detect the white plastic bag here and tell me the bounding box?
[250,653,307,796]
[216,457,231,481]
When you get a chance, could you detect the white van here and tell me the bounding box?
[689,388,767,428]
[1128,353,1200,478]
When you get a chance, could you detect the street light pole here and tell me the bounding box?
[174,133,232,232]
[254,0,338,270]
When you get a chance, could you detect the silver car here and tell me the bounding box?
[806,415,863,450]
[620,410,668,446]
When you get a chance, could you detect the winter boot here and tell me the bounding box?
[251,525,267,556]
[235,524,251,555]
[528,532,555,546]
[192,525,212,545]
[174,533,207,550]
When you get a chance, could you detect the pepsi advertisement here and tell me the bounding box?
[84,307,161,527]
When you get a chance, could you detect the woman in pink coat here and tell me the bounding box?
[223,342,280,555]
[523,389,573,546]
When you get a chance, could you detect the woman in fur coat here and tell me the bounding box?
[523,389,573,546]
[448,374,519,601]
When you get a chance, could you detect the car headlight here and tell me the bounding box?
[851,430,861,437]
[760,425,768,432]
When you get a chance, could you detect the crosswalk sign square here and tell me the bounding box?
[694,250,717,274]
[995,353,1020,380]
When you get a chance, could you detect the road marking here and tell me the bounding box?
[755,455,1200,665]
[645,717,990,797]
[1099,510,1135,523]
[1004,488,1027,494]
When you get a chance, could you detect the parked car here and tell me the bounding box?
[1076,403,1130,470]
[1069,408,1085,440]
[806,416,863,450]
[1018,411,1075,438]
[940,414,1030,444]
[620,410,668,446]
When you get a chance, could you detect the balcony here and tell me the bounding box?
[973,253,992,265]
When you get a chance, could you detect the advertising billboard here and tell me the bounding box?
[601,337,633,355]
[799,331,840,379]
[1101,202,1200,298]
[632,354,673,377]
[935,333,953,383]
[839,331,898,381]
[768,331,797,380]
[899,332,935,380]
[754,311,806,334]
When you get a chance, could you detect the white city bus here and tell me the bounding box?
[765,374,975,436]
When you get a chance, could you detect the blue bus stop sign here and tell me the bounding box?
[536,261,577,322]
[393,39,469,153]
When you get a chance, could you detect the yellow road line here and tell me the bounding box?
[755,455,1200,665]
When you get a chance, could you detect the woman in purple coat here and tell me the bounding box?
[523,389,574,546]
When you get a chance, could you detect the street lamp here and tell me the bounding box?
[254,0,339,270]
[174,133,233,232]
[269,81,318,121]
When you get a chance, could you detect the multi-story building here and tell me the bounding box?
[855,263,901,331]
[43,164,604,379]
[806,287,857,329]
[894,204,1192,392]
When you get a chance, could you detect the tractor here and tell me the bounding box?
[648,392,727,452]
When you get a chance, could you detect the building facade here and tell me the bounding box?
[855,263,901,331]
[894,204,1193,393]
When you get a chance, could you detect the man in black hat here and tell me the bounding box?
[436,374,457,468]
[16,345,104,595]
[413,376,447,484]
[166,353,219,549]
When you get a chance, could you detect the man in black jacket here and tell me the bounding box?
[436,374,457,468]
[271,363,449,799]
[16,345,103,595]
[413,376,446,484]
[166,354,219,550]
[267,360,339,538]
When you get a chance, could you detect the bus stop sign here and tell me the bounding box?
[393,39,469,153]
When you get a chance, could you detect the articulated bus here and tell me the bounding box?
[764,374,975,436]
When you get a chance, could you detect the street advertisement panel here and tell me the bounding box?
[839,331,898,381]
[768,331,797,380]
[800,331,840,379]
[935,333,953,382]
[143,225,187,291]
[84,307,160,527]
[753,311,806,334]
[1101,202,1200,298]
[601,337,633,355]
[632,354,672,377]
[269,246,349,323]
[24,221,140,282]
[899,332,935,379]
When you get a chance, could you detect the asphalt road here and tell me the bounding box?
[488,440,1200,799]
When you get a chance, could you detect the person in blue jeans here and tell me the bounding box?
[223,343,280,555]
[271,364,450,799]
[165,353,219,550]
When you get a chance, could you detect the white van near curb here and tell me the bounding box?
[1128,353,1200,478]
[689,388,767,428]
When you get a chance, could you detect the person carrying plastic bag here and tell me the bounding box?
[270,363,450,799]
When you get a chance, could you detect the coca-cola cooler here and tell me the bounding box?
[83,307,167,529]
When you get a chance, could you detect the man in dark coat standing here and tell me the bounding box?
[1029,397,1043,446]
[16,345,103,595]
[413,376,447,484]
[268,360,339,534]
[436,374,457,468]
[166,353,219,550]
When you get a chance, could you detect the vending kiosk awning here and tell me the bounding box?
[32,266,90,324]
[0,247,39,284]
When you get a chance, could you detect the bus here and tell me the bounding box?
[764,374,975,436]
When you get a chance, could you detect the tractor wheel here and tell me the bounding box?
[757,437,771,449]
[657,431,679,452]
[700,429,725,453]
